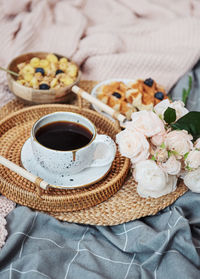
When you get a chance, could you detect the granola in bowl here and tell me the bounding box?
[16,53,79,90]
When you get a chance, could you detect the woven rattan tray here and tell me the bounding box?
[0,103,130,212]
[0,81,188,225]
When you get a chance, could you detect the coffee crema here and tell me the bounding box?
[35,121,93,151]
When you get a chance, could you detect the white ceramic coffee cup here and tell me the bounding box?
[31,112,116,175]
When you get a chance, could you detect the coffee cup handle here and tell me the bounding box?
[90,135,116,168]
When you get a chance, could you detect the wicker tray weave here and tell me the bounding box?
[0,81,188,226]
[0,103,130,212]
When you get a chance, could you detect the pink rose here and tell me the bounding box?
[154,100,188,121]
[185,150,200,169]
[154,148,168,162]
[194,138,200,149]
[165,130,193,156]
[116,129,149,163]
[126,111,165,137]
[151,131,167,146]
[161,155,181,175]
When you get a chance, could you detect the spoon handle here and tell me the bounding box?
[0,155,49,190]
[0,66,19,77]
[72,85,127,124]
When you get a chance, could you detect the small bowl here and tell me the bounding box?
[7,52,81,104]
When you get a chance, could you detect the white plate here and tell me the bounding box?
[91,79,136,120]
[21,138,112,189]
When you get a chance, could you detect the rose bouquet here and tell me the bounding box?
[116,98,200,198]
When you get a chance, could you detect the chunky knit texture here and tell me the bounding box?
[0,0,200,101]
[0,196,15,249]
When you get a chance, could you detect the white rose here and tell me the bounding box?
[194,138,200,150]
[126,110,165,137]
[185,150,200,169]
[161,155,181,175]
[167,175,178,192]
[154,99,170,118]
[165,130,193,156]
[133,160,177,198]
[154,148,168,162]
[151,131,167,146]
[170,101,189,120]
[116,129,149,163]
[184,168,200,193]
[130,150,150,165]
[154,100,188,121]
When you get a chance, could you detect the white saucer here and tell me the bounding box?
[21,138,112,189]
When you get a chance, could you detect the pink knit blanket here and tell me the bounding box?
[0,0,200,94]
[1,0,200,249]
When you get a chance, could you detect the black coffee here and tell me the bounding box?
[35,121,93,151]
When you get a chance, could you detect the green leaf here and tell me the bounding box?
[164,107,176,124]
[168,151,172,157]
[151,155,156,161]
[182,75,192,105]
[186,165,192,171]
[160,143,165,149]
[184,152,189,160]
[188,75,192,89]
[182,88,187,104]
[171,150,179,156]
[171,111,200,141]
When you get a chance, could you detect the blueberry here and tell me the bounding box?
[154,91,164,100]
[39,83,50,90]
[56,69,64,75]
[112,92,121,99]
[35,67,45,75]
[144,78,154,87]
